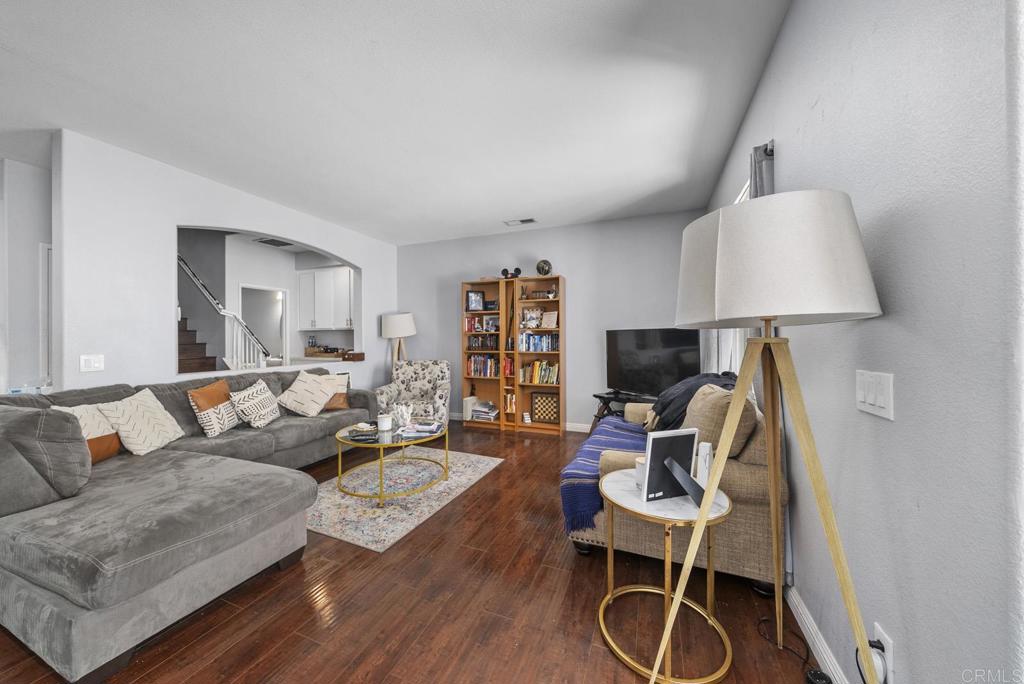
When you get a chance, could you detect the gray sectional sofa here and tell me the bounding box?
[0,367,375,683]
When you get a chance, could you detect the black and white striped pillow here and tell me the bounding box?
[277,370,333,417]
[229,379,281,428]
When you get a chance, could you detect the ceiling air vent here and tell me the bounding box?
[254,237,294,248]
[503,218,537,227]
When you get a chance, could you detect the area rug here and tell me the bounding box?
[305,446,502,552]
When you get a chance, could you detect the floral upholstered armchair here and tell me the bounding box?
[375,360,452,425]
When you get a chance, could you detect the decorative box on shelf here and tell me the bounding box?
[304,347,365,361]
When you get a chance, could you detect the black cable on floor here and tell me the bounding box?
[750,586,812,673]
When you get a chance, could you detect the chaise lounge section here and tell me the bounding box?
[0,367,375,683]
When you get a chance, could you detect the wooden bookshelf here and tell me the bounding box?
[461,275,565,434]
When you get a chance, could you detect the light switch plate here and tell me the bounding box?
[79,354,104,372]
[856,370,894,420]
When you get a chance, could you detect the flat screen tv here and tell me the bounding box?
[606,328,700,397]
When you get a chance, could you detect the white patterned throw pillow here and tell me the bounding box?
[277,371,334,417]
[230,379,281,428]
[97,388,186,456]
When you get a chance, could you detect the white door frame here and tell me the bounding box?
[39,243,52,384]
[238,283,289,361]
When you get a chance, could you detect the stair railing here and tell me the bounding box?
[176,254,270,370]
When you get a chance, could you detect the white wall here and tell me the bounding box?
[1,159,51,389]
[53,129,397,392]
[396,212,700,427]
[706,1,1018,681]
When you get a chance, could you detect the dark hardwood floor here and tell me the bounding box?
[0,423,814,683]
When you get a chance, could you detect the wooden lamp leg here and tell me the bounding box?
[761,343,786,648]
[770,341,878,684]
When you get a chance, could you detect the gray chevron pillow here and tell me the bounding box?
[97,388,185,455]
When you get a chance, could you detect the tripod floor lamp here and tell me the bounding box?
[652,189,883,684]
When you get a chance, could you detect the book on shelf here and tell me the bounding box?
[518,331,559,352]
[467,334,499,351]
[470,401,499,422]
[502,356,515,377]
[466,354,498,377]
[519,360,559,385]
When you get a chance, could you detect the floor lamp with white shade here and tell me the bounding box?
[381,312,416,366]
[650,190,883,684]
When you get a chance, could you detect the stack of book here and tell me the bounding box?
[467,354,498,377]
[398,421,444,439]
[519,360,559,385]
[347,423,379,443]
[471,401,499,422]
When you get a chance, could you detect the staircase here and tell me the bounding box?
[178,317,218,373]
[177,253,270,371]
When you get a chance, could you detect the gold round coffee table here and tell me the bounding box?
[598,469,733,684]
[335,425,448,507]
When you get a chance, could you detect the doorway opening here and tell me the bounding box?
[240,286,287,366]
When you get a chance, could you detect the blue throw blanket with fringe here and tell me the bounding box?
[559,416,647,532]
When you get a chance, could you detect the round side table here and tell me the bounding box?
[598,469,733,684]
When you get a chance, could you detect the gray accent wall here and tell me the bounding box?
[706,1,1017,681]
[397,212,700,427]
[177,228,227,362]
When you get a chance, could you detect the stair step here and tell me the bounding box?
[178,342,209,359]
[178,329,197,344]
[178,357,218,373]
[178,317,188,331]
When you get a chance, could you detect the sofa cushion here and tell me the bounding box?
[136,377,218,437]
[0,407,93,517]
[261,416,324,450]
[316,407,370,437]
[48,384,136,408]
[97,389,186,456]
[168,427,275,462]
[681,384,757,458]
[0,450,317,610]
[0,394,51,408]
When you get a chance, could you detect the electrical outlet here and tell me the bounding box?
[874,622,894,683]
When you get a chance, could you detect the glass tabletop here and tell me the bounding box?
[335,425,447,448]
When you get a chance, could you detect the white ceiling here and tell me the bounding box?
[0,0,789,244]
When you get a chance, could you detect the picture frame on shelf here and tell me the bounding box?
[482,315,500,332]
[541,311,558,328]
[522,412,532,424]
[531,392,560,424]
[466,290,485,311]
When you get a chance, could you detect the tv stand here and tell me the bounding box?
[591,389,658,433]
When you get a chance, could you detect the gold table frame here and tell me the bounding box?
[335,427,449,507]
[598,474,733,684]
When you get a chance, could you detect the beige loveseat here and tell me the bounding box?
[569,385,787,582]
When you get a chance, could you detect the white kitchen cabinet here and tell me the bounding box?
[297,266,353,330]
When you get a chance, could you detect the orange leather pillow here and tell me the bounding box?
[324,393,350,410]
[87,433,122,464]
[187,379,232,412]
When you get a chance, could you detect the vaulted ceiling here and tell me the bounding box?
[0,0,789,244]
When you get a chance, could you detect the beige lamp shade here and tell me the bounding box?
[381,312,416,338]
[675,189,882,329]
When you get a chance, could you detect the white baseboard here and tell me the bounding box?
[786,588,849,684]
